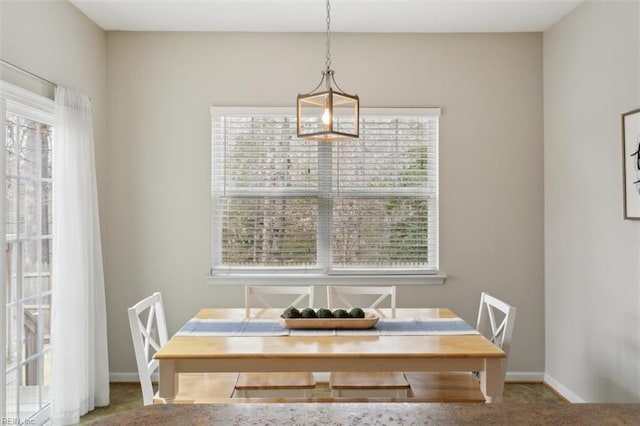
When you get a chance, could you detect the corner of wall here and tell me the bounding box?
[543,374,586,403]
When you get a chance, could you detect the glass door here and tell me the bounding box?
[2,82,54,424]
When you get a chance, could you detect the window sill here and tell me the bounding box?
[206,274,446,286]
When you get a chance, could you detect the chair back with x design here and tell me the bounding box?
[128,292,169,406]
[327,285,397,318]
[476,292,517,357]
[245,285,314,318]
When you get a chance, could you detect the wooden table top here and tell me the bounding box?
[155,308,505,360]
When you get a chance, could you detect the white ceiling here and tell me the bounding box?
[68,0,584,33]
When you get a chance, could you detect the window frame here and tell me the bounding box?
[1,80,55,421]
[209,106,446,286]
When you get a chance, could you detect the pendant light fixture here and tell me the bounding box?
[297,0,359,141]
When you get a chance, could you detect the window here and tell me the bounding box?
[211,107,439,279]
[2,81,54,422]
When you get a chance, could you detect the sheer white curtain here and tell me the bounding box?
[51,87,109,425]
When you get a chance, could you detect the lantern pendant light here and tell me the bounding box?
[297,0,359,141]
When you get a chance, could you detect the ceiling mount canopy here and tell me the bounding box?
[297,0,359,142]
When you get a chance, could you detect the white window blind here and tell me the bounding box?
[211,107,439,275]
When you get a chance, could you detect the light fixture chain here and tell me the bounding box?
[297,0,359,141]
[325,0,331,70]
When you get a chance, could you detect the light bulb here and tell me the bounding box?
[322,108,331,125]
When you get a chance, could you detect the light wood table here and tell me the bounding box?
[155,308,506,403]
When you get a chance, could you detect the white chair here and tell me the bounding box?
[128,292,238,405]
[234,285,316,398]
[405,292,517,402]
[327,285,410,398]
[327,285,396,318]
[244,285,314,319]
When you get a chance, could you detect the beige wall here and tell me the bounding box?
[106,31,545,378]
[0,0,108,243]
[544,1,640,402]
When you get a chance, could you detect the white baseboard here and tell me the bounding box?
[544,373,585,403]
[112,371,545,384]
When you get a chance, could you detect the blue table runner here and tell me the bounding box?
[175,318,479,337]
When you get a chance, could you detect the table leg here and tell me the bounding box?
[481,358,505,403]
[158,360,178,403]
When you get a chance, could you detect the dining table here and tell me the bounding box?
[154,308,506,403]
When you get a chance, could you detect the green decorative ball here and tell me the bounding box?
[317,308,334,318]
[301,307,317,318]
[349,307,365,318]
[281,306,301,318]
[333,308,350,318]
